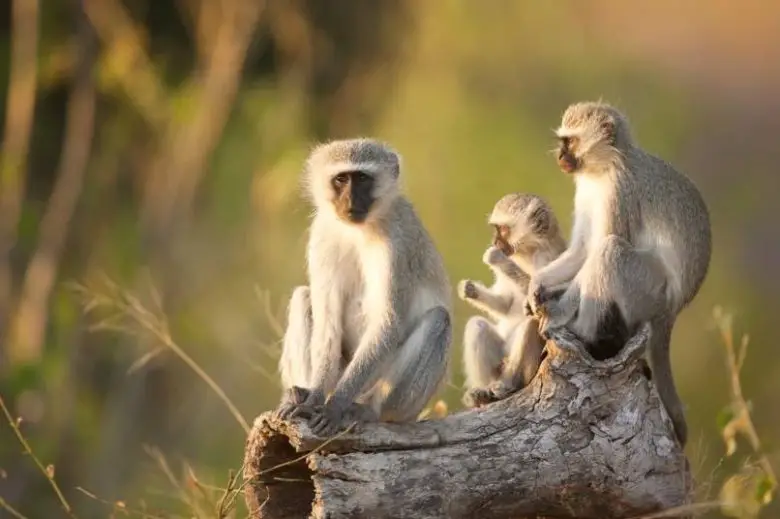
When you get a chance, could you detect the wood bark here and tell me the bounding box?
[243,323,693,519]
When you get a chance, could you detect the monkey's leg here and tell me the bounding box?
[568,235,667,344]
[462,316,505,390]
[276,286,315,420]
[369,306,452,422]
[493,318,544,397]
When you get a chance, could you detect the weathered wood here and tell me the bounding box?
[243,323,693,519]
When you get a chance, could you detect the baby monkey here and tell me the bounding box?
[458,193,566,407]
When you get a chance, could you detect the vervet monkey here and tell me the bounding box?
[458,193,566,407]
[275,138,453,436]
[526,101,712,446]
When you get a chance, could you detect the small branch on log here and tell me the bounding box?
[243,323,693,519]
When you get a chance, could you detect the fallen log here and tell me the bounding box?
[243,323,693,519]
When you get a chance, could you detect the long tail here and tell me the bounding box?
[647,316,687,447]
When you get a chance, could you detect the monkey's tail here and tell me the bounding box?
[647,316,687,447]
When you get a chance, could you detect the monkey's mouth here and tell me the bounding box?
[558,154,579,173]
[347,209,369,223]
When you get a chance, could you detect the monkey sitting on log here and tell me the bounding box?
[526,101,712,447]
[275,138,453,437]
[458,193,566,407]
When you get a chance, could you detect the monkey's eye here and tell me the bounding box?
[332,173,349,187]
[355,171,371,182]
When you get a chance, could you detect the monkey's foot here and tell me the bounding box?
[343,402,379,423]
[276,387,323,421]
[307,400,377,437]
[462,387,501,409]
[486,380,518,401]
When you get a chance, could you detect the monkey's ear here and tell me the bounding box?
[601,120,616,145]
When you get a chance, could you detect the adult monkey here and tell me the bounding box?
[276,138,452,436]
[526,101,712,447]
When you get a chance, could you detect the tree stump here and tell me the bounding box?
[243,323,693,519]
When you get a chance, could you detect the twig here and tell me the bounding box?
[74,279,251,433]
[0,496,29,519]
[0,396,78,518]
[714,308,777,487]
[75,487,169,519]
[254,286,284,339]
[143,446,210,518]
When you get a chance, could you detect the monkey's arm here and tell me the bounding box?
[309,262,405,435]
[531,244,586,290]
[484,246,531,292]
[310,310,402,436]
[458,280,511,319]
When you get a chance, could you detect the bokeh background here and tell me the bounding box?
[1,1,778,517]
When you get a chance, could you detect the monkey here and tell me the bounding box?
[525,101,712,447]
[458,193,567,407]
[274,138,453,437]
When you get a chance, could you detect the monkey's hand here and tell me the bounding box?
[307,394,360,437]
[275,386,310,420]
[277,387,324,421]
[536,289,578,340]
[457,279,479,300]
[482,245,507,266]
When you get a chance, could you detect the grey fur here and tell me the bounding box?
[276,138,453,436]
[527,101,712,447]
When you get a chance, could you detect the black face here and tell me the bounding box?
[492,224,514,256]
[556,136,580,174]
[332,170,375,223]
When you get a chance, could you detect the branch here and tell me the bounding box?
[242,323,693,519]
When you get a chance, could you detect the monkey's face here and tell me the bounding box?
[490,204,554,256]
[556,135,581,174]
[492,224,514,256]
[331,170,376,224]
[556,107,621,174]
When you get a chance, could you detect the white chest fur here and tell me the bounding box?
[574,175,609,249]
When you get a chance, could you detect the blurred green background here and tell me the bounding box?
[1,0,778,517]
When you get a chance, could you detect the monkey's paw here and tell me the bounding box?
[529,283,552,312]
[274,386,312,421]
[486,380,517,401]
[307,397,370,437]
[482,245,507,266]
[462,387,500,409]
[457,280,478,300]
